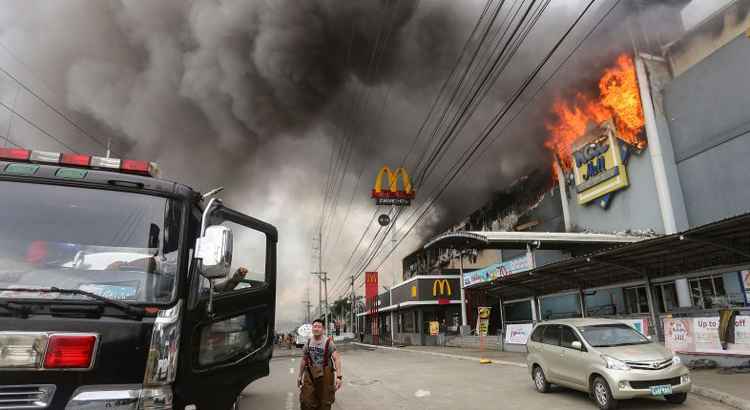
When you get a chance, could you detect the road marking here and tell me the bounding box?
[285,392,294,410]
[414,389,431,398]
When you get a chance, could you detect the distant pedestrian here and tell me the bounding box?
[438,318,447,347]
[298,319,343,410]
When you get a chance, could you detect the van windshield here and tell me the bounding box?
[578,324,650,347]
[0,181,182,304]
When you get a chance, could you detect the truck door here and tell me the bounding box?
[175,202,277,410]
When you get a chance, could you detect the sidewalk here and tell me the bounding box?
[352,343,750,409]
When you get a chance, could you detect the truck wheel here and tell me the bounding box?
[592,376,618,410]
[532,366,550,393]
[665,392,688,404]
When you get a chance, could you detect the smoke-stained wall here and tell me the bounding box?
[563,149,664,234]
[663,31,750,227]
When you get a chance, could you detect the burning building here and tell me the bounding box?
[362,0,750,365]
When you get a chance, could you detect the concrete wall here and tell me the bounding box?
[564,148,665,234]
[663,33,750,226]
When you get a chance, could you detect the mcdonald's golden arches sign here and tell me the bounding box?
[371,166,415,206]
[432,279,452,305]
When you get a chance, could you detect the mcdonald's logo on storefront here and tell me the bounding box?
[433,279,452,305]
[433,279,452,295]
[371,166,415,206]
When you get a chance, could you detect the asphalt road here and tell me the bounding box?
[239,344,734,410]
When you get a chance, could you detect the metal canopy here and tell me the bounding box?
[423,230,644,251]
[472,212,750,300]
[423,231,488,250]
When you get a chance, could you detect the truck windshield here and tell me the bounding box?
[0,181,182,304]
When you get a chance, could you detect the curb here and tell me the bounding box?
[351,342,527,368]
[353,343,750,409]
[691,385,750,410]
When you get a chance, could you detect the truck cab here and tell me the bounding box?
[0,148,277,409]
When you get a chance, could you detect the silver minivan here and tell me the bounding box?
[526,318,691,409]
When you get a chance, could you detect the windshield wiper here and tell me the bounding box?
[0,287,144,319]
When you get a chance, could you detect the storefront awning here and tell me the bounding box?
[471,212,750,300]
[423,230,644,251]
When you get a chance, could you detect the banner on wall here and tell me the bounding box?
[663,316,750,355]
[505,323,534,344]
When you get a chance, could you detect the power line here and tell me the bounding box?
[0,41,111,153]
[333,0,537,295]
[329,0,505,296]
[370,0,604,275]
[320,2,400,247]
[0,100,79,152]
[337,0,602,299]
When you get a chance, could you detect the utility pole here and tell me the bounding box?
[312,271,329,334]
[312,230,323,322]
[350,275,355,335]
[302,299,312,323]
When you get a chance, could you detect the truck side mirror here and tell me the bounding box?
[195,225,233,279]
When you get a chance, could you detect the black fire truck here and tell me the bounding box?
[0,148,277,409]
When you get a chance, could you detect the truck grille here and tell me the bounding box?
[629,377,681,390]
[0,385,55,409]
[625,358,673,370]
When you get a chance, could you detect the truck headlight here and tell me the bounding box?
[144,301,182,386]
[602,355,630,371]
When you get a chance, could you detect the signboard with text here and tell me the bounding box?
[505,323,534,344]
[476,307,491,337]
[463,255,532,287]
[572,120,629,205]
[664,316,750,355]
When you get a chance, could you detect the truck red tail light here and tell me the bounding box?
[0,148,31,161]
[44,335,97,369]
[61,153,92,167]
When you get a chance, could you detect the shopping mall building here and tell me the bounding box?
[359,1,750,364]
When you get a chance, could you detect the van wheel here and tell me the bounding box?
[665,392,687,404]
[592,376,618,410]
[533,366,550,393]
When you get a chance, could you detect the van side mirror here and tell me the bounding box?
[571,341,582,350]
[195,225,233,279]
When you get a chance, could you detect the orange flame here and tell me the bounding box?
[545,54,646,172]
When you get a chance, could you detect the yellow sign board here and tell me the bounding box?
[429,321,440,336]
[477,307,491,336]
[572,120,629,205]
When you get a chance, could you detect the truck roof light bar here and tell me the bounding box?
[0,148,159,177]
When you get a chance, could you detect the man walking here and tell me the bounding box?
[298,319,343,410]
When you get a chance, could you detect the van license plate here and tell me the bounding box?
[650,385,673,396]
